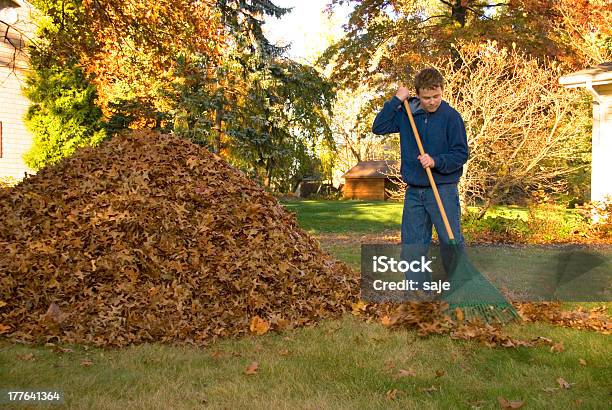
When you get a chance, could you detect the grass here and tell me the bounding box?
[281,200,403,233]
[1,199,609,409]
[1,317,610,409]
[281,199,584,239]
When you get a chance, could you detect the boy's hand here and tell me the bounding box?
[418,154,435,169]
[395,86,410,102]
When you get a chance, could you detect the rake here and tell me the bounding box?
[402,98,519,324]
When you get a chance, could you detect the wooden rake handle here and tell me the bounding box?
[402,99,455,241]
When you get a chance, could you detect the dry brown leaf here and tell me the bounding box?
[550,342,564,353]
[380,315,394,327]
[17,353,34,361]
[244,361,259,375]
[249,316,270,336]
[0,324,10,334]
[384,360,395,371]
[385,389,399,400]
[497,396,524,409]
[351,300,367,316]
[80,359,94,367]
[396,368,417,378]
[278,349,290,357]
[578,358,587,366]
[419,385,438,393]
[435,369,445,378]
[52,346,73,354]
[0,300,7,308]
[44,303,62,322]
[455,307,464,322]
[557,377,571,389]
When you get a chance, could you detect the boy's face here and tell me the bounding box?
[416,86,443,113]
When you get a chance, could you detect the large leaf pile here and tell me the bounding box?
[0,130,358,346]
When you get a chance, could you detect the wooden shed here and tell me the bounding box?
[342,160,399,200]
[559,62,612,203]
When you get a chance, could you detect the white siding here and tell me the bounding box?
[0,1,36,181]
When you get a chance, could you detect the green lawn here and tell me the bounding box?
[281,200,404,233]
[1,200,609,409]
[1,317,610,409]
[281,199,582,235]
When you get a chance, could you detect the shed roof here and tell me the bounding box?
[342,160,399,179]
[559,62,612,88]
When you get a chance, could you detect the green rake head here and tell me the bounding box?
[441,243,520,324]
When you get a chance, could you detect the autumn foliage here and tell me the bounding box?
[0,131,358,346]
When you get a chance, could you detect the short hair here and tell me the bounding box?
[414,68,444,94]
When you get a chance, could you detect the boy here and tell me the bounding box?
[372,68,468,291]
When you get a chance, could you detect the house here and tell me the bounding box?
[341,160,399,200]
[559,62,612,204]
[0,0,35,182]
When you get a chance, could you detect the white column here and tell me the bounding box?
[590,85,612,203]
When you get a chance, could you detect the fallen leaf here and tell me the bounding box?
[557,377,571,389]
[384,360,395,371]
[435,369,445,378]
[80,359,94,367]
[351,300,367,315]
[380,315,394,327]
[249,316,270,336]
[419,385,438,393]
[18,353,34,361]
[0,300,6,308]
[278,349,290,356]
[550,342,564,353]
[532,336,553,344]
[0,324,10,334]
[396,368,416,378]
[497,396,524,409]
[244,361,259,375]
[386,389,399,400]
[52,346,73,354]
[455,307,464,322]
[45,303,63,323]
[578,358,587,366]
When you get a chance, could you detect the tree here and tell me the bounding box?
[330,84,400,177]
[224,58,335,189]
[320,0,611,91]
[385,42,592,212]
[18,1,337,189]
[168,1,336,190]
[23,66,106,170]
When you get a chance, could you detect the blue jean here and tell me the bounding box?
[400,183,465,286]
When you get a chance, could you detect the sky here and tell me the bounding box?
[262,0,354,64]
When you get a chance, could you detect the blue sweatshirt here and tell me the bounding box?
[372,95,468,187]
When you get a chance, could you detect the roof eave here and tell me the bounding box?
[559,72,612,88]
